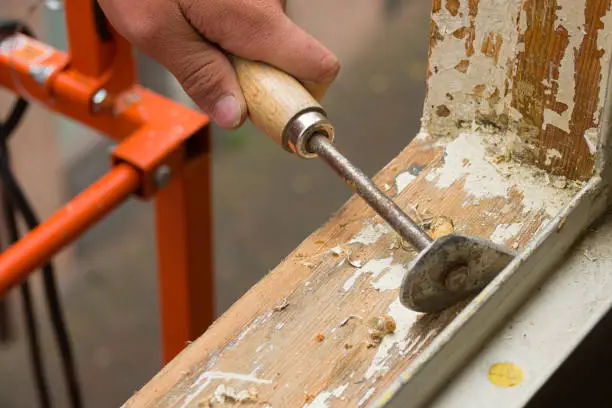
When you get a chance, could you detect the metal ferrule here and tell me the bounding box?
[285,110,334,159]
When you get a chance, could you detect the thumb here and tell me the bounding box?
[160,36,247,129]
[97,1,247,129]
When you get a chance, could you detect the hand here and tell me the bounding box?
[97,0,340,130]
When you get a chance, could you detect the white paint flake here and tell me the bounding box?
[395,171,417,194]
[543,108,570,133]
[584,128,599,154]
[179,371,272,407]
[365,299,419,379]
[304,383,349,408]
[343,258,393,291]
[372,264,409,291]
[426,132,576,217]
[490,223,523,245]
[348,223,392,246]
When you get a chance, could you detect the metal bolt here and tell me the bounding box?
[91,89,109,113]
[29,65,54,85]
[155,165,172,189]
[444,265,469,292]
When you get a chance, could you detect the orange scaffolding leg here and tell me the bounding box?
[154,141,215,363]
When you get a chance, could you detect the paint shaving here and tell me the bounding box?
[367,315,397,345]
[273,298,289,312]
[202,384,258,406]
[337,315,363,328]
[364,299,420,380]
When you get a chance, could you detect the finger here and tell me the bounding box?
[99,1,247,129]
[183,0,340,100]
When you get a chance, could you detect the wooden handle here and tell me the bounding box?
[230,56,326,151]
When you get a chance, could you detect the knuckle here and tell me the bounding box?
[178,59,225,109]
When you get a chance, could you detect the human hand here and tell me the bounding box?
[97,0,340,130]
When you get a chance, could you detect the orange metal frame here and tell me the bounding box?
[0,0,214,362]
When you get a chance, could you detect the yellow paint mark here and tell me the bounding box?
[488,363,524,387]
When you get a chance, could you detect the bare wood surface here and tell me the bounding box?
[124,0,612,406]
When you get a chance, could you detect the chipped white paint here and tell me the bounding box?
[364,299,419,379]
[358,388,376,407]
[490,223,523,245]
[543,108,570,133]
[545,148,562,166]
[348,223,392,246]
[396,171,417,194]
[425,0,523,135]
[426,132,577,217]
[304,383,349,408]
[595,6,612,127]
[179,371,272,408]
[343,257,393,291]
[585,128,599,154]
[373,264,409,291]
[545,0,585,133]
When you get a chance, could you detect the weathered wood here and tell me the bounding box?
[425,0,612,181]
[124,0,612,406]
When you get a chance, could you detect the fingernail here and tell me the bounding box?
[213,94,242,129]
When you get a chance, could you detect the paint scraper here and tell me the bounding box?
[229,56,516,313]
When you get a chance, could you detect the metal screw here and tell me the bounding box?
[444,266,469,292]
[155,165,172,189]
[91,89,109,114]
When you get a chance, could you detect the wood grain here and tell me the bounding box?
[424,0,612,182]
[123,129,572,407]
[123,1,612,406]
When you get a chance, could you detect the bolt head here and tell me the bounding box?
[444,265,469,292]
[155,165,172,189]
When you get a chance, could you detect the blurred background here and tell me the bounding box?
[0,0,430,406]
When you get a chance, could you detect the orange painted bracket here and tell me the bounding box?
[0,6,215,363]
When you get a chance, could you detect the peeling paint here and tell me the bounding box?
[343,258,393,291]
[395,172,417,194]
[303,383,348,408]
[373,264,409,291]
[584,128,599,154]
[542,108,570,133]
[490,223,523,245]
[348,223,392,246]
[364,299,419,380]
[425,132,576,217]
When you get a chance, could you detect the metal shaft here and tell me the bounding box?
[308,134,433,251]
